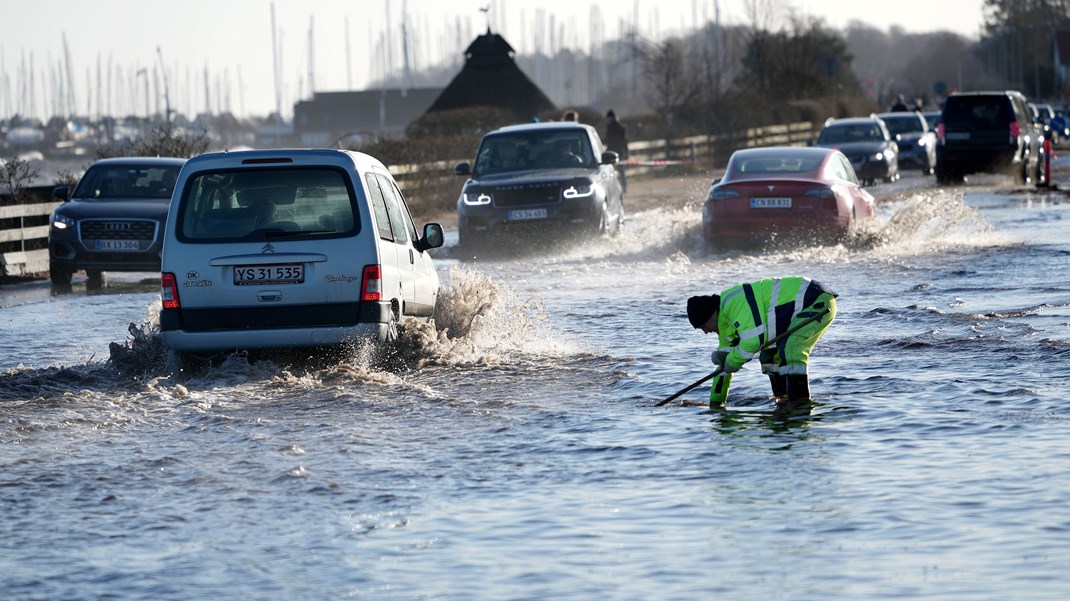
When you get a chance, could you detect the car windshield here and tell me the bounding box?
[818,123,884,144]
[74,164,181,200]
[474,130,595,176]
[882,116,923,136]
[734,156,821,174]
[178,168,358,241]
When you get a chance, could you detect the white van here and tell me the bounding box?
[159,149,443,354]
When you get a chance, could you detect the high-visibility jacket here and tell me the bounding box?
[710,276,837,404]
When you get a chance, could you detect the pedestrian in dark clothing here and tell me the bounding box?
[605,109,629,192]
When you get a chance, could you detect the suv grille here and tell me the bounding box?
[492,182,561,208]
[80,219,158,241]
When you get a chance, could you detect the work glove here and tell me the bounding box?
[711,350,729,370]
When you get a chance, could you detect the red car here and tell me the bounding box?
[703,146,876,249]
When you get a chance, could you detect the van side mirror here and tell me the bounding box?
[417,223,444,251]
[454,162,471,176]
[53,186,70,201]
[601,151,619,165]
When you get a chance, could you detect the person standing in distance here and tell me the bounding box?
[604,109,629,193]
[686,277,837,417]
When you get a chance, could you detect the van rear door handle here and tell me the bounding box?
[409,249,415,264]
[258,290,282,302]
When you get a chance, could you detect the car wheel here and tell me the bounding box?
[458,224,482,259]
[846,208,859,239]
[175,351,217,374]
[86,269,106,291]
[935,164,958,185]
[1013,161,1027,186]
[49,260,73,294]
[595,202,609,237]
[384,300,400,343]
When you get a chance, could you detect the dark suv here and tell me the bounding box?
[48,157,186,292]
[814,116,899,182]
[935,91,1044,185]
[454,122,624,252]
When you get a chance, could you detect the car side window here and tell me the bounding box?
[374,173,408,245]
[837,155,859,184]
[381,176,421,244]
[364,173,395,241]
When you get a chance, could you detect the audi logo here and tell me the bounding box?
[104,222,132,231]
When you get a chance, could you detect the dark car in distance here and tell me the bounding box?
[877,111,937,174]
[454,122,624,253]
[48,157,186,292]
[814,117,899,182]
[935,91,1044,185]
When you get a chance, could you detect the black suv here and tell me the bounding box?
[935,91,1044,185]
[454,122,624,252]
[48,157,186,292]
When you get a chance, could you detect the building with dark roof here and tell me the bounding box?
[425,30,555,120]
[292,88,442,147]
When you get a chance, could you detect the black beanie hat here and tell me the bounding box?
[687,295,720,328]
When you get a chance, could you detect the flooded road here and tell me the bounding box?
[2,172,1069,600]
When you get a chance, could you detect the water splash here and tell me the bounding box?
[853,189,1003,255]
[395,265,569,369]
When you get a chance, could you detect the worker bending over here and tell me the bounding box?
[686,276,837,417]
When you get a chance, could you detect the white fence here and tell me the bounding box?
[0,200,59,277]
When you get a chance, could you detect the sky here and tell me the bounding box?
[1,0,987,121]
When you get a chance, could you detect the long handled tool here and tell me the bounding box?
[654,307,832,407]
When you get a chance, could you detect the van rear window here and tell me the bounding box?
[178,168,359,241]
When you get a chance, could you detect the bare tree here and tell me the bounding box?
[641,39,698,158]
[0,155,41,203]
[97,124,210,159]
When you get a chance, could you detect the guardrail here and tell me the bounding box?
[0,121,816,279]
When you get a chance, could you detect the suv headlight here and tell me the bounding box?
[563,184,594,199]
[51,212,76,230]
[462,191,492,206]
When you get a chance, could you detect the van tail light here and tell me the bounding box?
[936,122,945,145]
[1009,120,1020,138]
[361,264,382,302]
[161,273,181,309]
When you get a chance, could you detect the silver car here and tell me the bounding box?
[160,149,443,357]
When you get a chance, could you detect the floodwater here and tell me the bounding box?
[2,173,1069,600]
